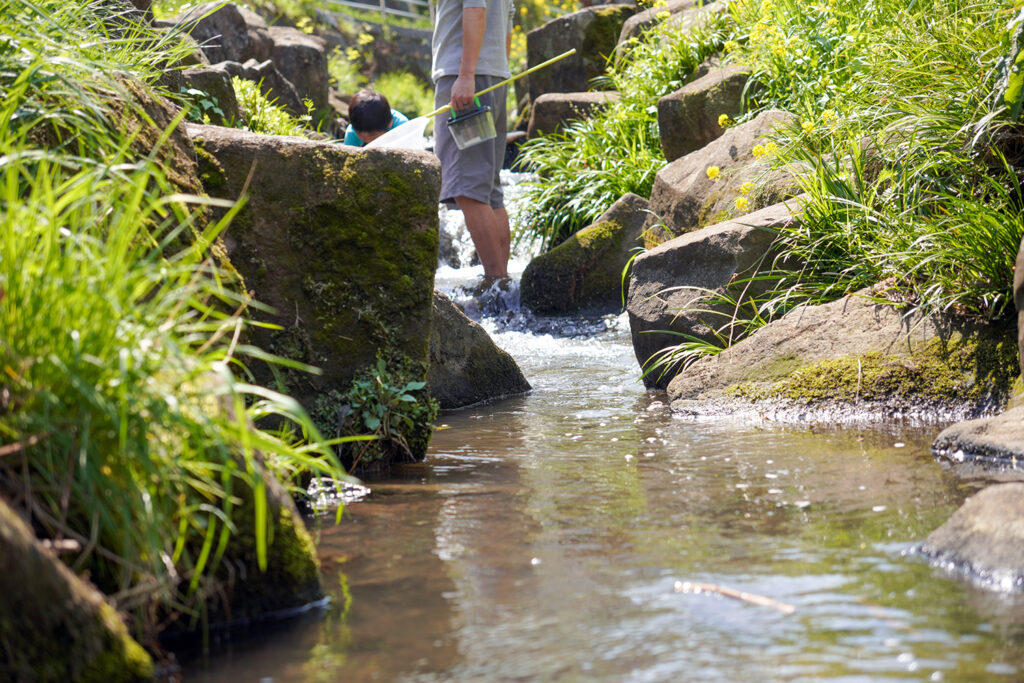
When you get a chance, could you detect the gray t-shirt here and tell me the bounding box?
[431,0,514,82]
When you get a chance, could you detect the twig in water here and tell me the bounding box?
[674,580,796,615]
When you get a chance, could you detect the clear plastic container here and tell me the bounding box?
[447,105,496,150]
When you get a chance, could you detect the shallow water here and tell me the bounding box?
[183,317,1024,682]
[181,177,1024,681]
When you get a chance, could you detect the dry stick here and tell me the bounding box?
[674,580,797,615]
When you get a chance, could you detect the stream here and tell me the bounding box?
[182,174,1024,681]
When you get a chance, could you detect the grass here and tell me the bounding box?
[517,0,1024,379]
[1,0,351,636]
[515,5,731,250]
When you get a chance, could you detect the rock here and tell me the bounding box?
[188,124,441,459]
[268,26,329,114]
[526,91,620,138]
[627,199,798,389]
[1014,234,1024,377]
[920,484,1024,589]
[175,2,273,65]
[318,21,433,85]
[526,4,639,103]
[643,108,799,241]
[617,0,711,47]
[658,64,752,162]
[523,193,650,315]
[933,405,1024,467]
[112,78,203,198]
[665,290,1017,420]
[329,88,350,120]
[182,66,240,125]
[428,291,531,409]
[0,501,154,682]
[216,461,323,621]
[215,58,306,117]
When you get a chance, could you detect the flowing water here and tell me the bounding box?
[182,175,1024,681]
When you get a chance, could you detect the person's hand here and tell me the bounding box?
[451,73,475,111]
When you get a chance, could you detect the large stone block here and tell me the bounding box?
[0,501,153,682]
[526,4,639,103]
[269,26,329,114]
[526,91,620,138]
[627,199,798,389]
[175,2,273,65]
[920,484,1024,589]
[617,0,712,47]
[428,291,531,409]
[182,66,240,125]
[643,109,799,241]
[523,193,650,315]
[188,124,441,451]
[658,65,752,162]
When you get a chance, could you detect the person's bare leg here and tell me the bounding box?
[495,207,511,264]
[456,196,508,279]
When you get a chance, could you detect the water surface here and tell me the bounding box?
[185,320,1024,681]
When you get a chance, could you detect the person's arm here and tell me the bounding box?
[452,6,485,110]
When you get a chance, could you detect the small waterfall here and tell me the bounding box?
[433,170,620,337]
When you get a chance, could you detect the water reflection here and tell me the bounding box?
[184,320,1024,681]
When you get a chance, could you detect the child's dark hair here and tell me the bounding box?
[349,90,392,133]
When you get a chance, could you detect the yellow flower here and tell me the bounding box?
[735,196,750,212]
[771,43,786,57]
[801,120,815,134]
[345,46,360,62]
[656,10,671,19]
[706,165,721,181]
[740,181,755,195]
[718,113,732,128]
[752,141,777,159]
[821,108,837,124]
[724,40,739,53]
[358,32,375,46]
[826,16,838,26]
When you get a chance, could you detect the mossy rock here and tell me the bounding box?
[212,465,322,623]
[524,193,649,315]
[730,332,1018,411]
[526,4,639,103]
[0,500,154,683]
[189,124,440,460]
[428,290,531,408]
[667,288,1019,420]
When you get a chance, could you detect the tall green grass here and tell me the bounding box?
[1,0,348,632]
[642,0,1024,378]
[515,5,731,250]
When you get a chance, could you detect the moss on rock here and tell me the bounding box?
[0,500,154,682]
[728,328,1019,413]
[522,219,628,314]
[189,125,441,463]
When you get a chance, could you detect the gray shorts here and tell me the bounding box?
[434,74,507,210]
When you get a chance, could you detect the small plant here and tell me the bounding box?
[315,356,438,472]
[179,86,227,124]
[327,45,367,94]
[232,76,308,136]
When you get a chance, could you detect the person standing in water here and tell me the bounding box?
[431,0,514,282]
